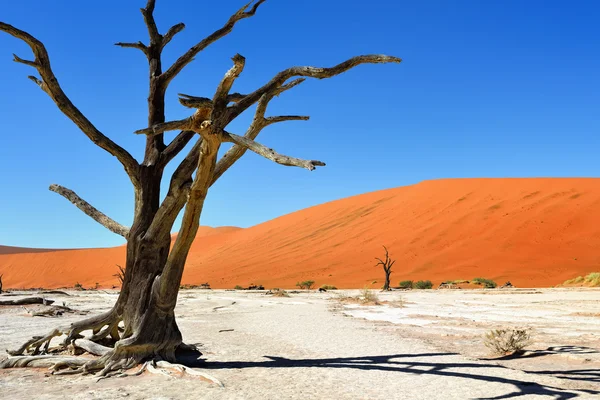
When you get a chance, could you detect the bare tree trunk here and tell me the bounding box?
[383,270,391,291]
[0,0,400,376]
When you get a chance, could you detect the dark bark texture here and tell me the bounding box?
[0,0,401,376]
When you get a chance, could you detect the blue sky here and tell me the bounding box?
[1,0,598,248]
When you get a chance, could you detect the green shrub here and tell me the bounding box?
[414,280,432,289]
[296,280,315,290]
[74,282,83,290]
[320,284,338,290]
[585,272,600,286]
[398,280,413,289]
[472,277,497,288]
[234,285,244,290]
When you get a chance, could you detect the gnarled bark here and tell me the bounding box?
[0,0,400,378]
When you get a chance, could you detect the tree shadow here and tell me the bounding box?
[176,352,598,399]
[491,345,600,361]
[530,369,600,384]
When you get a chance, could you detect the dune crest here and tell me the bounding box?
[1,178,599,289]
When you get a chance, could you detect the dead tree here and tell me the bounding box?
[375,246,396,291]
[0,274,3,294]
[0,1,400,376]
[112,265,126,286]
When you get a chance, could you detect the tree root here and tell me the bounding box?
[148,360,224,387]
[1,310,218,384]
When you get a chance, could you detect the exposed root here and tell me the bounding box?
[0,355,88,369]
[151,360,224,387]
[73,339,111,356]
[7,310,119,357]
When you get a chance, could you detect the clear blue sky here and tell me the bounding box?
[1,0,599,248]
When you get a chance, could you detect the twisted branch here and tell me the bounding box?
[0,22,141,187]
[228,54,402,122]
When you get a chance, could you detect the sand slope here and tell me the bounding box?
[1,178,599,289]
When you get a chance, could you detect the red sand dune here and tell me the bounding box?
[1,178,599,289]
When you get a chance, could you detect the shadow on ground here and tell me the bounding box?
[176,351,598,399]
[492,346,599,361]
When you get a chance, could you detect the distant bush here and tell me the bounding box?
[472,277,497,288]
[296,280,315,290]
[398,280,413,289]
[586,272,600,286]
[565,273,600,287]
[564,276,584,285]
[320,284,338,290]
[414,280,432,289]
[268,288,290,297]
[484,328,532,356]
[234,285,244,290]
[74,282,83,291]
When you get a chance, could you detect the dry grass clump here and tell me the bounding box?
[336,287,381,305]
[267,288,290,297]
[563,272,600,287]
[484,328,532,356]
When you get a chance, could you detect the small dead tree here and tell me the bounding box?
[0,1,400,376]
[375,246,395,291]
[112,265,126,286]
[0,274,3,294]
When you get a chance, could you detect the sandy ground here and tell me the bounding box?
[0,288,599,399]
[3,178,600,289]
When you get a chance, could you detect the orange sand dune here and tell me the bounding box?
[1,178,599,289]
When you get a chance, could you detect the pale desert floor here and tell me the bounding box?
[0,288,599,399]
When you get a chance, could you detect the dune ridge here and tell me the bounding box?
[1,178,599,289]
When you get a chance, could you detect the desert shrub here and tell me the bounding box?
[472,277,497,288]
[234,285,244,290]
[361,286,380,304]
[414,280,432,289]
[74,282,83,290]
[269,288,290,297]
[564,276,584,285]
[320,284,337,290]
[585,272,600,286]
[296,280,315,290]
[399,280,413,289]
[484,328,532,355]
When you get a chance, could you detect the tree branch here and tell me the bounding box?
[178,94,213,109]
[49,184,130,238]
[162,23,185,49]
[210,78,307,185]
[228,54,402,122]
[141,0,160,45]
[161,0,266,87]
[223,132,325,171]
[145,138,203,239]
[264,115,309,126]
[212,54,245,124]
[135,118,192,136]
[114,41,148,56]
[159,130,196,167]
[0,22,141,187]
